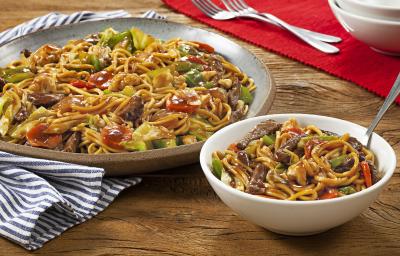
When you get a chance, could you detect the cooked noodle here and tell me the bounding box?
[0,27,255,153]
[211,118,380,201]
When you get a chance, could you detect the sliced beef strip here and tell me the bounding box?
[367,161,381,184]
[27,93,64,107]
[63,132,81,153]
[321,130,339,136]
[348,137,363,152]
[347,136,368,161]
[237,120,282,150]
[21,49,32,58]
[334,157,355,173]
[227,77,241,108]
[118,96,144,123]
[206,88,227,103]
[245,163,267,195]
[358,152,366,162]
[208,55,224,73]
[14,105,28,123]
[293,147,305,158]
[0,77,5,91]
[275,134,307,165]
[237,151,250,166]
[230,108,245,124]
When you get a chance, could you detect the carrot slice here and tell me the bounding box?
[320,189,338,200]
[361,161,372,187]
[285,127,304,135]
[228,143,239,152]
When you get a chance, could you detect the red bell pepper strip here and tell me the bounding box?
[187,55,206,65]
[70,80,95,89]
[190,41,215,53]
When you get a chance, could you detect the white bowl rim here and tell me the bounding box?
[330,0,400,25]
[200,113,397,206]
[346,0,400,11]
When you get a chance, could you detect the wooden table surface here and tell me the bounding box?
[0,0,399,255]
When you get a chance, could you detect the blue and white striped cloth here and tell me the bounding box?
[0,10,165,45]
[0,10,165,250]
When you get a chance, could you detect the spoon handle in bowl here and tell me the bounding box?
[365,73,400,147]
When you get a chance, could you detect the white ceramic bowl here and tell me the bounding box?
[329,0,400,55]
[337,0,400,21]
[199,114,396,235]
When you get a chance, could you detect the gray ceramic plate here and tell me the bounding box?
[0,18,275,176]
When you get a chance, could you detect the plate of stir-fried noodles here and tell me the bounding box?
[0,18,275,175]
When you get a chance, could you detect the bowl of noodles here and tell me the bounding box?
[0,18,275,175]
[199,114,396,235]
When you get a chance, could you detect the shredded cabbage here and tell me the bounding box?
[0,93,11,115]
[221,169,232,186]
[133,122,174,141]
[130,28,155,51]
[121,122,175,151]
[0,91,20,136]
[10,107,53,139]
[0,105,13,136]
[98,28,118,46]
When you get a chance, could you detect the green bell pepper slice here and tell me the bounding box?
[240,86,253,104]
[1,67,34,83]
[152,138,177,149]
[338,186,357,195]
[185,69,203,87]
[329,155,347,168]
[203,81,215,89]
[262,134,276,146]
[107,31,130,49]
[176,62,201,73]
[212,158,223,179]
[6,72,34,83]
[88,54,102,72]
[318,135,339,141]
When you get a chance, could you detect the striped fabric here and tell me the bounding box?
[0,10,166,46]
[0,10,165,250]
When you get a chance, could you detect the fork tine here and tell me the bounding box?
[229,0,244,11]
[220,0,237,12]
[192,0,217,16]
[231,0,247,11]
[202,0,225,13]
[235,0,251,9]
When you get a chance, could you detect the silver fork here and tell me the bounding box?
[222,0,341,43]
[360,73,400,148]
[192,0,339,54]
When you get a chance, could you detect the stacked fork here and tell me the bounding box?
[192,0,342,54]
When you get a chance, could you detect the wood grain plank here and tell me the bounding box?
[0,0,398,255]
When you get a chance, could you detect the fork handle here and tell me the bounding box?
[258,13,341,43]
[244,13,339,54]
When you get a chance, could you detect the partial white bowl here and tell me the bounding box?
[329,0,400,56]
[337,0,400,21]
[199,114,396,235]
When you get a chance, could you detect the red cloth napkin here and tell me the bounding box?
[163,0,400,103]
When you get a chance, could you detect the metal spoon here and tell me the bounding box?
[360,73,400,148]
